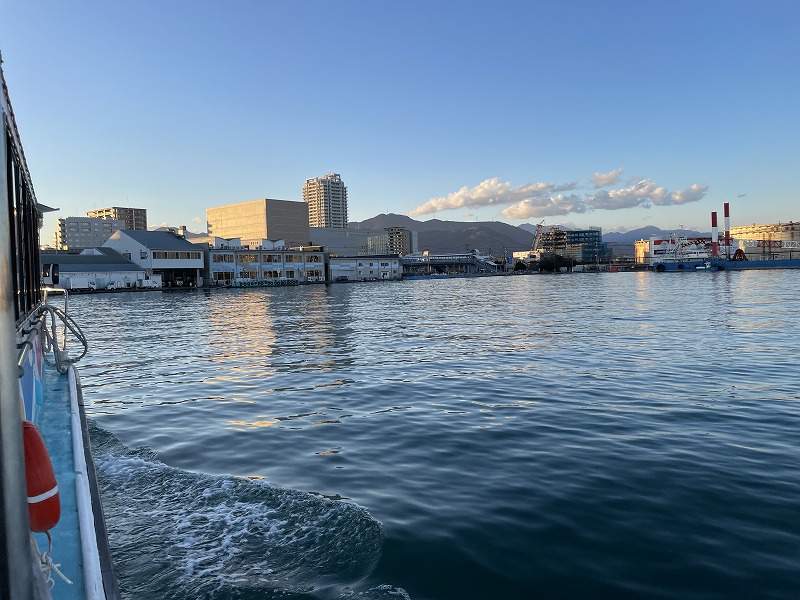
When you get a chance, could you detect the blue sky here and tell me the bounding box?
[2,0,798,242]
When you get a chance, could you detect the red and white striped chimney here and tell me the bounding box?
[711,211,719,257]
[724,202,731,259]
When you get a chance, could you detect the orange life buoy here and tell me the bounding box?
[23,421,60,532]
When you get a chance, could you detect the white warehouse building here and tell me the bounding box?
[102,230,204,287]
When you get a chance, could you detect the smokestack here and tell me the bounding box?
[711,211,718,257]
[724,202,731,259]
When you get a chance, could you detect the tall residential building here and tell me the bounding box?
[303,173,348,228]
[206,199,310,248]
[87,206,148,231]
[54,216,125,251]
[385,227,415,255]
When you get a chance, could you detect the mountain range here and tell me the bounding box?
[348,214,709,257]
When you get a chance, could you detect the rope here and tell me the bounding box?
[32,531,73,589]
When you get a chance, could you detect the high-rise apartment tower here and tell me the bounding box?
[303,173,348,228]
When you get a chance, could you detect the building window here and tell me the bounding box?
[140,251,148,259]
[122,252,131,260]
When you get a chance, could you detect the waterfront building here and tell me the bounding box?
[303,173,348,228]
[40,248,148,289]
[539,227,612,263]
[102,230,204,286]
[731,221,800,260]
[209,247,326,285]
[53,216,125,251]
[206,199,310,248]
[86,206,148,231]
[328,255,401,281]
[401,251,499,277]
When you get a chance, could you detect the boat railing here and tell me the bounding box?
[16,288,90,380]
[39,288,89,374]
[16,314,44,376]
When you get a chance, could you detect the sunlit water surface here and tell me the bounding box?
[72,272,800,599]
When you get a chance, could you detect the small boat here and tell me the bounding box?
[1,57,120,598]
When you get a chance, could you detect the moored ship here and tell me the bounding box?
[651,204,800,272]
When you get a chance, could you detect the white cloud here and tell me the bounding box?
[502,194,588,219]
[592,168,623,187]
[653,183,709,206]
[587,180,708,210]
[588,179,656,210]
[411,173,708,220]
[409,178,576,216]
[191,216,205,224]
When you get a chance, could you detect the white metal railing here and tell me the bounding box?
[741,240,800,249]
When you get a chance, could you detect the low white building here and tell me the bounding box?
[328,255,401,281]
[103,230,205,287]
[40,248,149,290]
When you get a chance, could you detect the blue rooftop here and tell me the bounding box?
[116,230,199,251]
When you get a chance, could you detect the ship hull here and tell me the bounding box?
[653,258,800,272]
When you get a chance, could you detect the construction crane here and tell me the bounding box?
[530,220,545,258]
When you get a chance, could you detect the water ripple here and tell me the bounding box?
[71,273,800,599]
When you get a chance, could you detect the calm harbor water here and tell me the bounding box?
[71,271,800,599]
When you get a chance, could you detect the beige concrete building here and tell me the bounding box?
[86,206,148,230]
[206,199,310,248]
[731,221,800,260]
[303,173,348,228]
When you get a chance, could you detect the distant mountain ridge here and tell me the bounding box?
[347,215,711,256]
[603,226,709,243]
[350,214,534,254]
